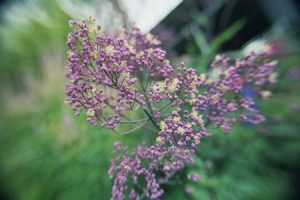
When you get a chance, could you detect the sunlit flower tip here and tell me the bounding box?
[111,63,117,69]
[66,51,74,57]
[219,84,228,92]
[159,81,167,89]
[87,16,96,23]
[152,83,163,93]
[88,25,98,33]
[194,136,200,143]
[177,126,185,136]
[79,21,85,27]
[211,94,219,102]
[156,136,163,144]
[147,48,154,54]
[215,54,223,61]
[190,83,196,90]
[124,165,130,170]
[269,60,278,65]
[86,108,95,117]
[135,51,144,59]
[160,121,167,131]
[68,20,78,27]
[268,72,278,83]
[191,110,198,118]
[105,45,115,56]
[163,165,170,171]
[189,98,196,105]
[146,33,160,45]
[223,69,231,77]
[91,51,99,59]
[260,90,272,100]
[173,116,181,123]
[120,60,127,68]
[120,72,130,79]
[190,93,196,99]
[199,73,206,81]
[198,115,204,124]
[184,149,190,155]
[209,68,222,83]
[146,33,154,41]
[167,78,179,93]
[191,74,198,80]
[164,59,170,65]
[91,86,97,93]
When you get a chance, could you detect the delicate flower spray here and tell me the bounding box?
[65,18,277,199]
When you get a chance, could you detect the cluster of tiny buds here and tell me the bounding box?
[109,142,194,200]
[65,18,277,199]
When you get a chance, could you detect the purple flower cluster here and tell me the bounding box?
[109,142,194,200]
[65,17,171,129]
[65,18,277,199]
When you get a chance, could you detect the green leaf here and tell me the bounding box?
[210,18,246,54]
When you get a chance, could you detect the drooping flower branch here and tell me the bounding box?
[65,18,277,199]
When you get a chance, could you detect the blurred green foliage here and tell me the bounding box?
[0,0,70,90]
[0,1,139,199]
[0,86,140,199]
[0,0,300,200]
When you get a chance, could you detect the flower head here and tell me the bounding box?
[65,18,277,200]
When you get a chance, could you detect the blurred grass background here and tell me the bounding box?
[0,1,140,199]
[0,0,300,200]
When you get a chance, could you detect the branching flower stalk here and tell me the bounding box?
[65,18,277,200]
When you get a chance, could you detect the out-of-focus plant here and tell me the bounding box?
[0,1,135,200]
[0,0,70,90]
[65,18,277,199]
